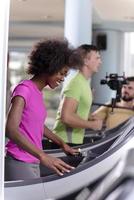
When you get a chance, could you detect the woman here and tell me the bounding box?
[5,39,79,181]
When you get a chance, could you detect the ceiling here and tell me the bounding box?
[9,0,134,51]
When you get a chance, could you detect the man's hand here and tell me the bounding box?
[89,114,101,120]
[40,153,75,176]
[88,115,103,131]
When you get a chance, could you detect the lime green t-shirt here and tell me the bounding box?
[53,72,92,144]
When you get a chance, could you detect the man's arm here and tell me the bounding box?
[60,97,103,130]
[91,105,108,121]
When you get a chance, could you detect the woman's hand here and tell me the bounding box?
[61,143,80,156]
[40,153,75,176]
[43,126,80,155]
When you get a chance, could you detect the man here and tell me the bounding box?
[53,45,103,146]
[92,76,134,130]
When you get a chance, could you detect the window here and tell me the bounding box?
[124,32,134,76]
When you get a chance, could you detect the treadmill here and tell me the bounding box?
[5,117,134,200]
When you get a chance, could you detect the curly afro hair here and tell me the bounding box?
[27,39,78,76]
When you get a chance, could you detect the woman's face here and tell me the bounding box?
[47,67,69,89]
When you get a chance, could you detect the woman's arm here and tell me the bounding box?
[6,96,74,176]
[6,96,43,158]
[44,125,79,155]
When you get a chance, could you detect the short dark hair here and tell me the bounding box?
[126,76,134,82]
[76,44,99,67]
[78,44,99,56]
[78,44,99,51]
[27,39,77,76]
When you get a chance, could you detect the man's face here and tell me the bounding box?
[121,81,134,102]
[85,51,102,73]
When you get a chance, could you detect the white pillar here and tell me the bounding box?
[0,1,10,199]
[64,0,92,86]
[64,0,92,47]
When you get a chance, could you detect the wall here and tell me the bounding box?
[92,29,124,104]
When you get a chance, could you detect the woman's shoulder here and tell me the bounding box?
[12,80,32,95]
